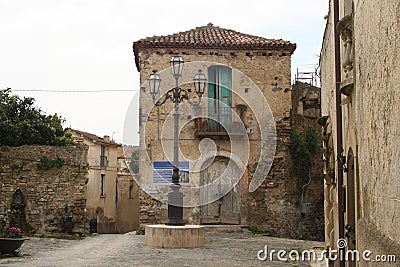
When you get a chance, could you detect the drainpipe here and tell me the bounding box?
[333,0,345,266]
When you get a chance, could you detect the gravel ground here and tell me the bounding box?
[0,232,326,267]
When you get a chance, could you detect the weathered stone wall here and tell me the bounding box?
[353,0,400,258]
[0,145,88,236]
[291,82,321,118]
[247,115,324,241]
[291,114,325,241]
[115,173,140,233]
[138,189,166,225]
[320,0,400,261]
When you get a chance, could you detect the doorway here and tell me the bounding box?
[200,157,241,224]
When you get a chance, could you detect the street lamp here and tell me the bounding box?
[148,54,206,226]
[148,70,161,101]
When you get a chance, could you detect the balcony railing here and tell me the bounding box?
[195,106,246,138]
[100,155,108,168]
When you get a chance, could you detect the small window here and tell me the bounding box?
[100,145,106,167]
[100,174,105,197]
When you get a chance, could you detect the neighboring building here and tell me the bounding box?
[133,24,323,239]
[320,0,400,265]
[70,129,139,233]
[291,81,321,118]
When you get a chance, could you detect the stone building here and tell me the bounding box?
[320,0,400,265]
[133,24,324,239]
[71,129,139,233]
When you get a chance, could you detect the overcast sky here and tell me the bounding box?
[0,0,328,145]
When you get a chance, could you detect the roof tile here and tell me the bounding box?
[133,23,296,71]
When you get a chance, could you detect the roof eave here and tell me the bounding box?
[133,42,296,71]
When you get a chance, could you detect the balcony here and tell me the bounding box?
[195,106,246,139]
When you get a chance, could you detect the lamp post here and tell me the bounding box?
[148,54,206,226]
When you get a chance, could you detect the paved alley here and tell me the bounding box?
[0,232,326,267]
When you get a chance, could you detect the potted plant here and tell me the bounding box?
[0,212,29,255]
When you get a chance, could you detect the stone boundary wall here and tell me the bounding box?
[0,145,88,236]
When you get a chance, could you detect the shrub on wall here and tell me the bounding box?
[290,128,318,192]
[37,156,64,170]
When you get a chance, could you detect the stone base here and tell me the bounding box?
[145,224,205,248]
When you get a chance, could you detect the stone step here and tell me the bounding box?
[203,225,250,233]
[139,224,250,234]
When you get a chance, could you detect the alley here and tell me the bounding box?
[0,232,325,267]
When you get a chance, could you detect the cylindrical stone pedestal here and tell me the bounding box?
[145,224,205,248]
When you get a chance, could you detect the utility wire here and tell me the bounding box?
[9,89,138,93]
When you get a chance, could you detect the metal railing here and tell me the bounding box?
[195,106,245,134]
[100,155,107,168]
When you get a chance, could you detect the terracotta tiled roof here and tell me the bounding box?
[133,23,296,70]
[69,129,120,146]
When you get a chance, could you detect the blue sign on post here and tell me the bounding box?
[153,161,190,184]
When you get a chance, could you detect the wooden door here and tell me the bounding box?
[200,158,240,224]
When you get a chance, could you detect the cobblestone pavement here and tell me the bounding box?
[0,232,326,267]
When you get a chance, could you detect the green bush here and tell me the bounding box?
[0,89,73,146]
[37,156,64,170]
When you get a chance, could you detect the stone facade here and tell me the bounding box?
[134,24,324,240]
[320,0,400,265]
[0,145,87,236]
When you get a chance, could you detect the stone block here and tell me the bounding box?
[145,224,205,248]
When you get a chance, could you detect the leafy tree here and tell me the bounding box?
[129,150,139,174]
[0,89,73,146]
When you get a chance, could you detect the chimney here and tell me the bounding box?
[103,135,110,143]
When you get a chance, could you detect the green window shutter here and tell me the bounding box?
[207,66,232,131]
